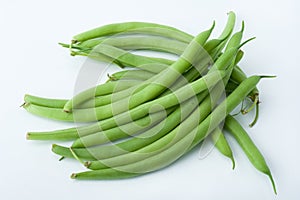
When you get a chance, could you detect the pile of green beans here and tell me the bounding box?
[23,12,276,194]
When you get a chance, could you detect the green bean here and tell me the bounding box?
[224,115,276,194]
[27,108,173,141]
[75,36,188,55]
[71,75,264,179]
[210,128,235,169]
[72,22,193,44]
[24,94,67,109]
[72,11,235,45]
[68,45,176,68]
[24,69,225,122]
[71,168,140,180]
[73,45,170,73]
[73,11,233,54]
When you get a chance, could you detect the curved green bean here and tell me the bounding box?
[224,115,276,194]
[27,108,173,141]
[75,36,188,55]
[211,128,235,169]
[72,22,193,43]
[24,70,225,122]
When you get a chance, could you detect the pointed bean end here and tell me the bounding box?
[260,75,277,79]
[211,21,216,29]
[231,158,236,170]
[268,172,277,195]
[241,21,245,32]
[26,133,30,140]
[59,156,65,161]
[58,42,69,48]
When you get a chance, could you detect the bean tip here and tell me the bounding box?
[241,21,245,32]
[227,11,235,16]
[71,39,78,44]
[70,173,77,179]
[259,75,277,79]
[268,172,277,195]
[59,156,65,161]
[51,144,58,151]
[211,20,216,29]
[58,42,71,48]
[26,133,30,140]
[231,158,236,170]
[63,109,71,113]
[84,161,92,168]
[20,102,27,108]
[70,51,77,56]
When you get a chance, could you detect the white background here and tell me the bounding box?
[0,0,299,199]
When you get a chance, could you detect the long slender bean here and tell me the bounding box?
[211,128,235,169]
[72,22,193,43]
[24,69,225,122]
[74,36,188,55]
[27,108,173,141]
[224,115,276,194]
